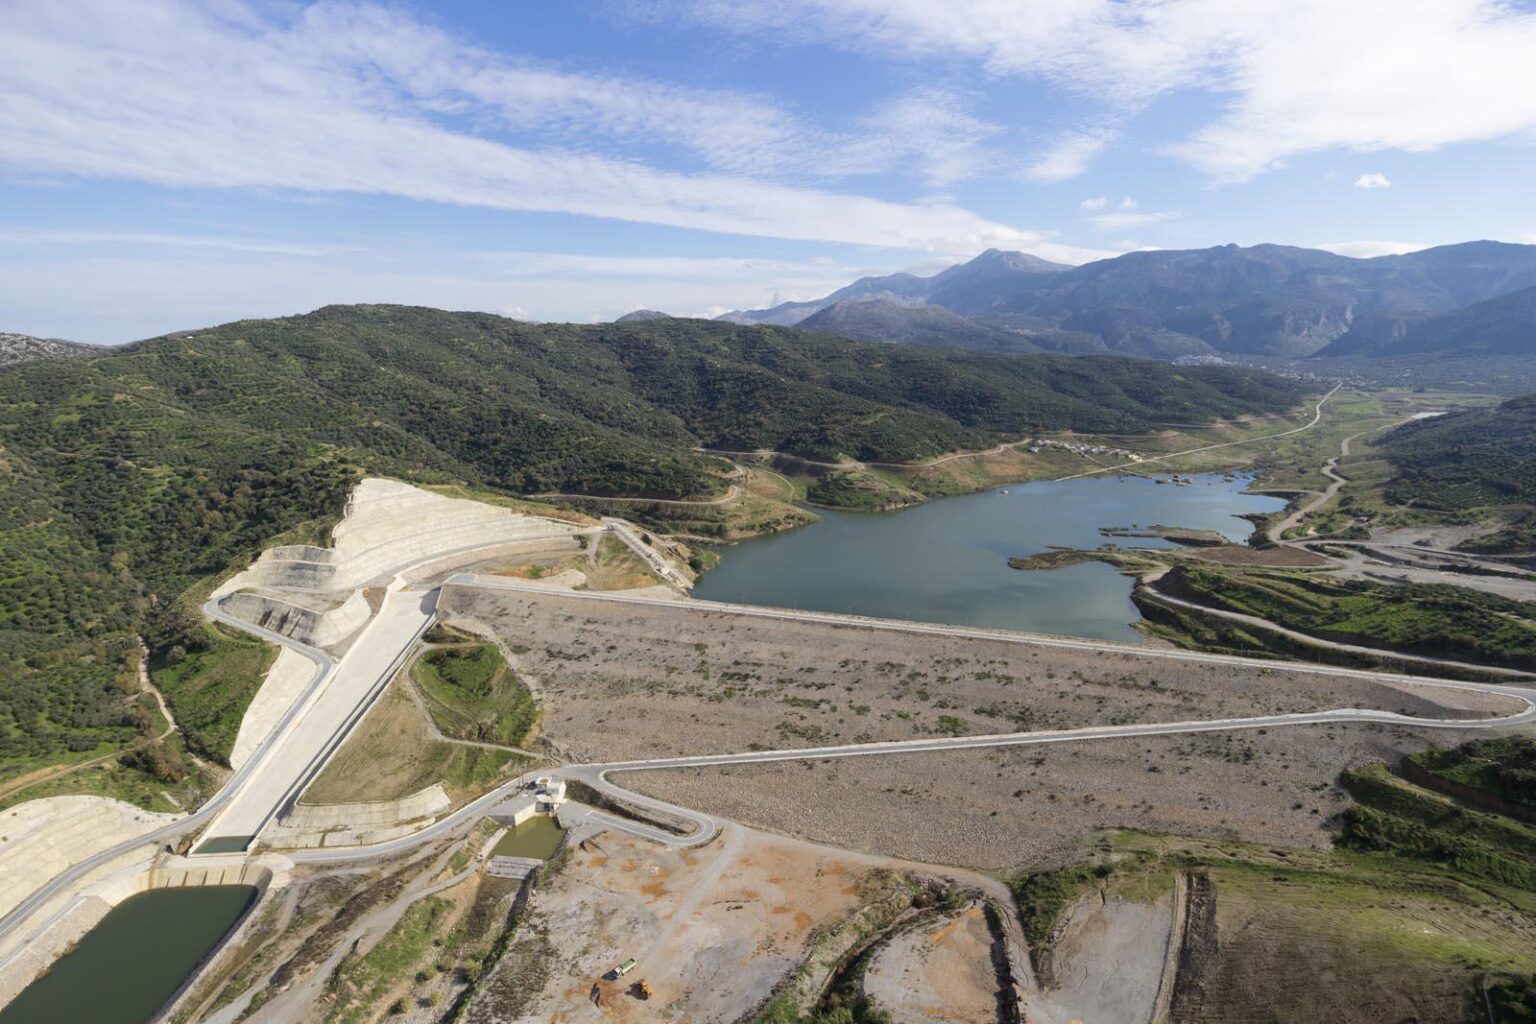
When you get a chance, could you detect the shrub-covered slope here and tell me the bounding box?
[1377,394,1536,509]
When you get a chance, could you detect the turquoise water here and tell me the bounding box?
[0,886,255,1024]
[693,473,1284,643]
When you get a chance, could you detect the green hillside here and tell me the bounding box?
[1377,395,1536,510]
[0,305,1312,782]
[1374,395,1536,554]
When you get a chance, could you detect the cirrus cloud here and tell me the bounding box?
[660,0,1536,183]
[0,0,1057,254]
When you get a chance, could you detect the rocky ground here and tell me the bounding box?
[618,720,1501,870]
[439,588,1517,774]
[465,826,883,1024]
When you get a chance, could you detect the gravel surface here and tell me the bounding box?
[439,589,1517,771]
[618,722,1497,870]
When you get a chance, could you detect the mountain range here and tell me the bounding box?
[721,241,1536,360]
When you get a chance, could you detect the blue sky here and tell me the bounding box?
[2,0,1535,342]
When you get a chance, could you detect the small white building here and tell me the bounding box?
[532,776,567,813]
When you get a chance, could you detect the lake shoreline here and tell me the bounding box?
[693,472,1286,644]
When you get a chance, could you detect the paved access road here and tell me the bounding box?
[282,670,1536,870]
[1138,580,1535,681]
[1058,382,1342,482]
[533,485,742,507]
[600,518,693,588]
[586,697,1536,776]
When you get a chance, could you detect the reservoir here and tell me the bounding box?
[694,473,1284,643]
[0,885,255,1024]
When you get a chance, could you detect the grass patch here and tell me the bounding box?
[325,894,453,1024]
[413,644,536,748]
[1488,973,1536,1022]
[306,677,524,806]
[1156,562,1536,669]
[1339,763,1536,890]
[805,470,921,511]
[149,621,278,763]
[0,732,218,813]
[1409,736,1536,815]
[584,534,661,590]
[1012,861,1116,949]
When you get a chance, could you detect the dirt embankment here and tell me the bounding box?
[1167,872,1219,1024]
[620,716,1491,871]
[861,902,1012,1024]
[468,827,895,1023]
[1027,883,1177,1024]
[440,587,1505,770]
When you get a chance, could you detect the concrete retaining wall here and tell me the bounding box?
[261,783,451,849]
[287,782,450,828]
[217,588,372,648]
[220,479,584,597]
[400,535,588,586]
[229,647,315,771]
[492,799,539,828]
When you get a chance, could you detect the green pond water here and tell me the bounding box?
[694,473,1285,643]
[193,834,254,855]
[493,815,563,860]
[0,885,255,1024]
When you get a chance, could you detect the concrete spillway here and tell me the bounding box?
[216,589,371,648]
[212,478,587,651]
[203,479,591,850]
[226,478,585,596]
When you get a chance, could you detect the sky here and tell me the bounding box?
[2,0,1536,342]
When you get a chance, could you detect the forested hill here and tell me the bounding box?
[1378,395,1536,510]
[14,303,1311,488]
[0,304,1311,773]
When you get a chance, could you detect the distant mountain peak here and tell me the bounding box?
[716,239,1536,359]
[966,248,1073,273]
[797,298,1042,353]
[615,309,672,322]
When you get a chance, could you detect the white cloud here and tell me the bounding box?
[0,227,361,255]
[300,5,1010,186]
[0,0,1035,253]
[471,251,866,283]
[1353,173,1392,190]
[671,0,1536,182]
[1315,239,1430,258]
[1084,209,1180,232]
[1021,128,1115,183]
[1078,196,1176,232]
[0,247,897,342]
[834,87,1004,186]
